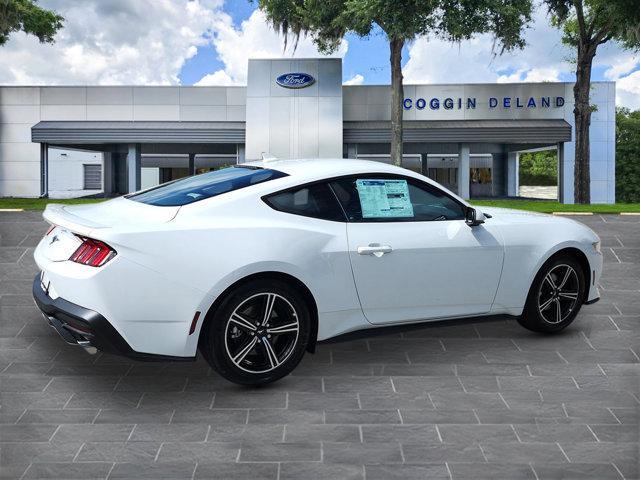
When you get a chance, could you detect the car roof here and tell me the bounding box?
[238,158,468,206]
[242,158,409,182]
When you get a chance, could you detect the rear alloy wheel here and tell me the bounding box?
[518,255,586,333]
[202,280,310,385]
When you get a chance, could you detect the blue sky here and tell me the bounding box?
[178,1,621,87]
[179,4,402,86]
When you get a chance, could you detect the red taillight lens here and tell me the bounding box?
[69,237,116,267]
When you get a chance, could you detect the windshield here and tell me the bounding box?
[128,166,288,206]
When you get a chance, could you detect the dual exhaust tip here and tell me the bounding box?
[45,314,98,355]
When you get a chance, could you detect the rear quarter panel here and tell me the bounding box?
[97,194,363,351]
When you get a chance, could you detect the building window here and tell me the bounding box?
[83,164,102,190]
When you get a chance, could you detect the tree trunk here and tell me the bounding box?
[573,46,595,204]
[390,37,404,167]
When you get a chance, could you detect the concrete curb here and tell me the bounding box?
[0,208,24,212]
[551,212,640,216]
[552,212,593,216]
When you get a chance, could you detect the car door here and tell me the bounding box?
[329,174,505,325]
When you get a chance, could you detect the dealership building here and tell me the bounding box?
[0,58,616,203]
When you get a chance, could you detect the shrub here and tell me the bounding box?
[616,108,640,203]
[519,150,558,186]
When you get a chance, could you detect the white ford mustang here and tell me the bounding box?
[33,159,602,385]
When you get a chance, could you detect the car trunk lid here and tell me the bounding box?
[41,198,179,261]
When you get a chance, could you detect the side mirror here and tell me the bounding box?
[465,207,485,227]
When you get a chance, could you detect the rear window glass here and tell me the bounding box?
[264,183,346,222]
[128,166,288,206]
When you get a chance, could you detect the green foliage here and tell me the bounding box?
[545,0,640,51]
[259,0,532,53]
[519,150,558,186]
[616,107,640,203]
[0,0,64,45]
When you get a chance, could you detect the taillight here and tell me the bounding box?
[69,237,116,267]
[45,225,56,236]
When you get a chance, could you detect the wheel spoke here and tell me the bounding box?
[262,294,276,326]
[230,313,257,332]
[539,296,555,311]
[232,337,258,365]
[262,337,280,368]
[559,291,578,300]
[544,273,557,289]
[267,322,298,334]
[555,298,562,323]
[558,267,573,289]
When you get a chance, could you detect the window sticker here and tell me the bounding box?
[356,179,414,218]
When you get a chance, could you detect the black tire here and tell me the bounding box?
[518,255,586,333]
[200,279,310,386]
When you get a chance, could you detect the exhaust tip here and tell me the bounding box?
[77,340,98,355]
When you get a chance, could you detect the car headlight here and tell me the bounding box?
[592,240,601,254]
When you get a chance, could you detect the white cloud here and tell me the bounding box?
[497,67,561,83]
[403,8,572,85]
[402,6,639,108]
[196,9,348,86]
[604,54,639,81]
[616,70,640,110]
[343,74,364,85]
[0,0,224,85]
[195,70,237,86]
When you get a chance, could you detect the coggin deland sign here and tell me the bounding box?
[403,95,565,110]
[275,71,566,112]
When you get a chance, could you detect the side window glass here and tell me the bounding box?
[264,183,345,222]
[330,176,465,222]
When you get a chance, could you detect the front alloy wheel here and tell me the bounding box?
[518,255,585,333]
[202,280,310,385]
[537,264,580,324]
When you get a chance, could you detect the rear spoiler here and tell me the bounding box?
[43,204,102,237]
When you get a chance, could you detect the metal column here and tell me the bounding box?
[507,151,519,197]
[188,153,196,176]
[557,142,565,203]
[126,143,141,193]
[39,143,49,198]
[237,144,246,164]
[457,143,470,200]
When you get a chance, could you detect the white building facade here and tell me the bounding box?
[0,58,616,203]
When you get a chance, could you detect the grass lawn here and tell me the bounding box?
[0,197,105,211]
[1,197,639,214]
[473,199,640,214]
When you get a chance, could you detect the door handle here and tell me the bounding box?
[357,244,393,257]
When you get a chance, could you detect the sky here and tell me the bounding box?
[0,0,638,109]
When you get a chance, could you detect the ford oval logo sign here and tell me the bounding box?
[275,73,315,89]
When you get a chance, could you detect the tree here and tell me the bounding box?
[258,0,532,166]
[544,0,640,203]
[615,107,640,203]
[0,0,64,46]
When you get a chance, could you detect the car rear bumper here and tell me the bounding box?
[32,274,195,362]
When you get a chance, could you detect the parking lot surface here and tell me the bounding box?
[1,211,638,479]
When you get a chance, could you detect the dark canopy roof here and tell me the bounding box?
[344,119,571,144]
[32,121,246,144]
[32,119,571,145]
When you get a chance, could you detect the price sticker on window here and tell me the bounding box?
[356,179,414,219]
